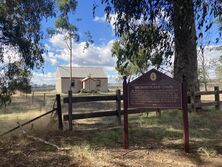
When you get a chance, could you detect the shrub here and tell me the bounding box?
[80,89,98,94]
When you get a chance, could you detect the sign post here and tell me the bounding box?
[122,69,190,153]
[123,76,129,149]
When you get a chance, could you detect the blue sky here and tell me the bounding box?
[31,1,222,85]
[32,1,118,85]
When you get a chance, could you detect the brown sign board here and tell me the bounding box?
[128,69,182,109]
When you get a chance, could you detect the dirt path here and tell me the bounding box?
[0,129,221,167]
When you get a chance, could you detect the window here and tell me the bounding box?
[71,80,75,87]
[96,80,101,87]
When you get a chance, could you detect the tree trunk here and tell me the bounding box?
[172,0,199,93]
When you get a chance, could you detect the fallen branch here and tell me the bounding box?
[0,108,56,137]
[17,122,71,151]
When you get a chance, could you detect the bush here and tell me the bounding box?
[80,89,98,94]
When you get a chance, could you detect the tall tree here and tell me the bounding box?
[48,0,79,91]
[0,0,55,108]
[172,0,197,93]
[112,24,172,81]
[99,0,222,92]
[48,0,93,90]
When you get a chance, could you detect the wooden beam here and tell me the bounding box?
[187,90,222,96]
[116,89,122,124]
[195,91,216,96]
[68,90,73,131]
[214,86,220,111]
[63,108,158,121]
[194,102,217,108]
[63,95,123,103]
[64,110,117,120]
[56,94,63,130]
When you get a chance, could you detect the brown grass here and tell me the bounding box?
[0,93,222,166]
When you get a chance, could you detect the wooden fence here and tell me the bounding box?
[63,86,222,128]
[63,90,161,129]
[0,94,63,137]
[188,86,221,111]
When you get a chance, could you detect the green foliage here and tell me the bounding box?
[80,89,98,94]
[0,62,31,108]
[213,56,222,81]
[0,0,55,69]
[0,0,55,108]
[56,0,77,14]
[112,24,173,79]
[98,0,222,88]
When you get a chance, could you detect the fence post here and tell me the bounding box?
[214,86,220,111]
[116,89,121,124]
[56,94,63,130]
[68,90,73,131]
[156,109,161,118]
[43,93,46,106]
[32,91,34,104]
[123,76,129,149]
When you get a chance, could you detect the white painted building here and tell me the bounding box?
[56,66,108,93]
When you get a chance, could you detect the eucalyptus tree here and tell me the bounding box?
[48,0,93,90]
[0,0,55,108]
[97,0,222,93]
[48,0,79,90]
[111,24,172,81]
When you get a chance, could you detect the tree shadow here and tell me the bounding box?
[57,109,222,166]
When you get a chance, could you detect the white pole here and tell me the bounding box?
[69,32,72,91]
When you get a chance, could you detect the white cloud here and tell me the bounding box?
[43,52,58,66]
[94,15,106,23]
[31,72,56,85]
[2,45,20,63]
[47,34,116,68]
[37,33,118,84]
[197,45,222,79]
[49,33,68,49]
[94,14,117,32]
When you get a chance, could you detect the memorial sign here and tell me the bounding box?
[123,69,189,153]
[128,69,182,109]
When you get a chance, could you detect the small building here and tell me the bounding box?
[56,66,108,93]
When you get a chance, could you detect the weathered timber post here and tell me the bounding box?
[214,86,220,111]
[182,76,189,153]
[116,89,121,124]
[123,76,129,149]
[32,91,34,104]
[68,90,73,131]
[43,93,46,106]
[26,88,28,99]
[156,109,161,118]
[56,94,63,130]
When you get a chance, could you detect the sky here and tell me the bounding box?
[32,1,118,85]
[29,1,222,85]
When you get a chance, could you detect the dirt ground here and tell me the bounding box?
[0,127,222,167]
[0,94,222,167]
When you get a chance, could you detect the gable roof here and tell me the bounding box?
[130,68,181,85]
[81,77,96,82]
[56,66,107,78]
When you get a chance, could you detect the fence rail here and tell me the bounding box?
[187,86,221,110]
[0,94,63,137]
[63,86,222,130]
[63,95,123,103]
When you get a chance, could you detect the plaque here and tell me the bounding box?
[128,69,182,109]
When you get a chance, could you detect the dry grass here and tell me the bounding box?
[201,94,222,101]
[0,93,222,166]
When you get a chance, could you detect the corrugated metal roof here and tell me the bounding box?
[56,66,107,78]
